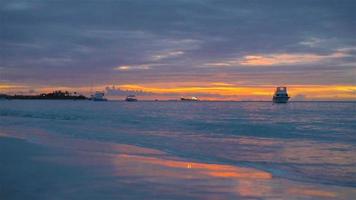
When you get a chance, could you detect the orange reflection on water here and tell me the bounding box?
[113,154,272,180]
[235,180,273,198]
[2,130,355,199]
[288,188,336,198]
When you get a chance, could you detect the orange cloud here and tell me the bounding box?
[0,83,28,92]
[210,82,234,86]
[114,64,152,71]
[206,51,348,67]
[239,52,346,66]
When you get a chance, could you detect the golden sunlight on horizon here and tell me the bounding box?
[1,82,355,101]
[117,84,356,100]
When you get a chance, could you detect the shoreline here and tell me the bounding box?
[2,99,356,103]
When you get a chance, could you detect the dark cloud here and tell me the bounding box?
[104,85,229,99]
[0,0,355,88]
[105,86,154,97]
[292,94,307,101]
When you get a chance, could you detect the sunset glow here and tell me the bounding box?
[1,1,356,200]
[111,84,356,100]
[1,0,355,101]
[2,83,354,100]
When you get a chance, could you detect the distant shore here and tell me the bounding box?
[1,98,355,103]
[1,90,355,102]
[0,90,87,100]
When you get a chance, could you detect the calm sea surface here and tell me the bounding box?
[0,101,355,199]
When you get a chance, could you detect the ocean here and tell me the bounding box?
[0,100,355,199]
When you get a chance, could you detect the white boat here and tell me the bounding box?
[125,95,138,102]
[91,92,107,101]
[181,96,199,101]
[272,87,290,103]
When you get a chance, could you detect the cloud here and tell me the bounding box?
[1,0,356,100]
[152,51,184,61]
[205,62,232,67]
[105,86,154,96]
[113,62,169,71]
[206,51,349,67]
[293,94,307,101]
[239,52,347,66]
[210,82,234,86]
[114,64,152,71]
[299,37,323,48]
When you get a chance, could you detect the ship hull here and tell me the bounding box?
[125,98,137,102]
[93,98,107,101]
[181,99,198,101]
[180,98,198,101]
[272,96,289,103]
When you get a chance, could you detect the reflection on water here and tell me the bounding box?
[1,101,356,199]
[141,131,356,186]
[2,130,355,199]
[112,154,272,179]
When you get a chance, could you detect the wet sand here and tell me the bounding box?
[1,131,354,200]
[1,101,356,199]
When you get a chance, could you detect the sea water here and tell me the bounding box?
[0,101,355,199]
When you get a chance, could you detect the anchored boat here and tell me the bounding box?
[181,97,199,101]
[272,87,290,103]
[125,95,138,102]
[91,92,107,101]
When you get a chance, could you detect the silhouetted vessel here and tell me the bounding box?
[91,92,107,101]
[181,97,199,101]
[273,87,290,103]
[125,95,138,102]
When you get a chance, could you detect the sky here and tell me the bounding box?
[1,0,355,100]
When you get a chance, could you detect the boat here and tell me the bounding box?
[181,96,199,101]
[91,91,107,101]
[272,87,290,103]
[125,95,138,102]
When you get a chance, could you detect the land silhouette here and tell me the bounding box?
[1,90,87,100]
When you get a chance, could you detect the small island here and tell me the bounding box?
[1,90,88,100]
